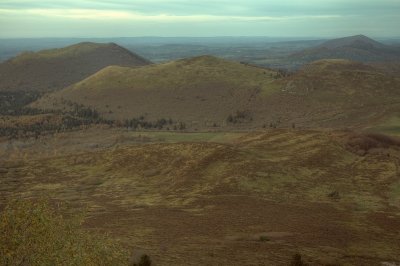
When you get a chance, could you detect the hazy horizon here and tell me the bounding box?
[0,0,399,38]
[1,35,400,40]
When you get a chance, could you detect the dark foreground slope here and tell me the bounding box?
[0,42,150,92]
[1,129,400,265]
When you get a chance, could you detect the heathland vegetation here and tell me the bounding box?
[0,199,128,265]
[1,35,400,265]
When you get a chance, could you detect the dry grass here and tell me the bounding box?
[0,199,128,265]
[1,129,400,265]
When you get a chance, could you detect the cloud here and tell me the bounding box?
[1,0,399,15]
[0,0,398,21]
[0,8,342,22]
[0,0,398,37]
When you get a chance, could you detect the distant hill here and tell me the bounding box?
[0,42,150,92]
[289,35,400,64]
[33,55,280,127]
[318,34,385,49]
[33,56,400,130]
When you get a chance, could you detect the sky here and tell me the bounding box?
[0,0,399,38]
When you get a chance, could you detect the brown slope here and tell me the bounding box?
[0,42,151,92]
[259,59,400,128]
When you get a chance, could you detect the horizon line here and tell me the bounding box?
[1,35,400,40]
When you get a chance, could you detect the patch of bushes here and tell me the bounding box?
[124,116,186,131]
[130,254,152,266]
[124,116,173,130]
[345,132,400,155]
[274,69,292,79]
[327,190,340,200]
[137,254,152,266]
[290,253,309,266]
[226,110,253,124]
[0,114,115,139]
[0,199,128,265]
[0,91,44,116]
[259,235,270,242]
[0,92,186,139]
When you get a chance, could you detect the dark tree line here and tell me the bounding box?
[0,91,189,139]
[123,116,186,131]
[0,114,114,139]
[274,69,292,79]
[0,91,45,116]
[0,92,111,139]
[226,110,253,124]
[70,103,100,121]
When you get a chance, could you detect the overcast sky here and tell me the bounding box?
[0,0,399,38]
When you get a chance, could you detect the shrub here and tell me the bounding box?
[0,199,127,265]
[291,253,309,266]
[129,252,152,266]
[259,235,270,242]
[328,190,340,200]
[226,110,252,124]
[136,254,152,266]
[179,122,186,130]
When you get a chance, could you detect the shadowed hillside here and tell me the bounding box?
[318,34,386,49]
[0,42,151,92]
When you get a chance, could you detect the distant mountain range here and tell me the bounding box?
[0,42,150,92]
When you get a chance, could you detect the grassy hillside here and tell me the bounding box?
[34,57,400,130]
[0,42,151,92]
[34,56,280,128]
[1,129,400,265]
